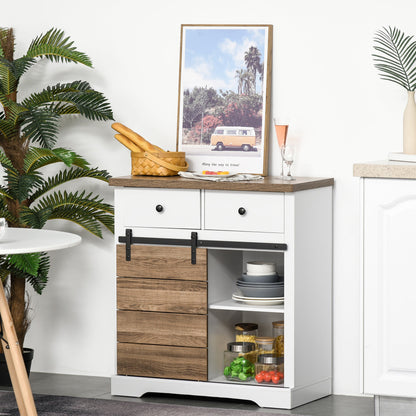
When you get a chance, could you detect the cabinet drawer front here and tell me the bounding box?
[117,311,207,347]
[204,190,284,233]
[116,245,207,281]
[118,343,207,381]
[116,188,200,229]
[117,278,207,314]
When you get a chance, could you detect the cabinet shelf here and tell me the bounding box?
[209,375,286,388]
[209,299,285,313]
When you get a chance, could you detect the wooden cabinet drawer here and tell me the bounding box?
[204,190,284,233]
[116,188,200,229]
[118,343,207,381]
[117,311,207,347]
[116,245,207,281]
[117,278,207,314]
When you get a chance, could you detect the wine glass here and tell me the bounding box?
[273,119,288,178]
[281,145,295,180]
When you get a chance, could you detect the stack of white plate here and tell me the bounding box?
[234,261,284,301]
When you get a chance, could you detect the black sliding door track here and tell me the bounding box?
[119,229,287,263]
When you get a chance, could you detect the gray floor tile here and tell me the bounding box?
[12,373,373,416]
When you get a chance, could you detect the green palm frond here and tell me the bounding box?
[1,148,44,202]
[24,147,90,173]
[0,252,50,294]
[25,28,92,67]
[8,252,40,276]
[0,198,18,223]
[12,56,36,79]
[373,26,416,91]
[20,108,60,148]
[6,170,43,202]
[53,89,113,120]
[0,148,15,170]
[0,185,14,201]
[0,119,18,139]
[20,190,114,236]
[0,91,28,125]
[22,81,91,107]
[28,166,110,203]
[22,81,113,121]
[0,57,17,94]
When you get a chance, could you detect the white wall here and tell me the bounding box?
[6,0,414,396]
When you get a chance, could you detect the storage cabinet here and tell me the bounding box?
[109,175,333,409]
[354,163,416,402]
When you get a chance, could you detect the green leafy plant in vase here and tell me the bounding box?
[0,27,114,361]
[373,26,416,154]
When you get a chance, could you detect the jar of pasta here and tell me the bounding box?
[234,323,258,343]
[272,321,284,358]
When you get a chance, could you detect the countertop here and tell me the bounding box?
[353,160,416,179]
[108,175,334,192]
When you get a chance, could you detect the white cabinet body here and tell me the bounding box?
[362,178,416,397]
[110,177,333,409]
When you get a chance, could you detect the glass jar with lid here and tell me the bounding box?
[255,337,275,356]
[223,342,256,381]
[255,354,284,384]
[234,323,258,343]
[272,321,284,357]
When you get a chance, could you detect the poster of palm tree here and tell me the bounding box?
[176,24,272,175]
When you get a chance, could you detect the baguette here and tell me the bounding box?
[114,134,142,152]
[112,122,156,153]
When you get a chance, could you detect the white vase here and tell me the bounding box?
[403,90,416,154]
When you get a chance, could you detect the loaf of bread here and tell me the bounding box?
[112,122,157,152]
[114,134,142,152]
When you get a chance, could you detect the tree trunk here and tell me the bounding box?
[9,273,27,349]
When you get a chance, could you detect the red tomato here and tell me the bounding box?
[272,374,280,384]
[268,370,276,376]
[276,372,284,379]
[263,373,272,382]
[259,371,266,376]
[255,373,264,383]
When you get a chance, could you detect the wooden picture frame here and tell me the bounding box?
[176,24,273,175]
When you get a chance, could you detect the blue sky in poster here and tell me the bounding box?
[182,26,267,94]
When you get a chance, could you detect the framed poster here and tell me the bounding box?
[176,24,272,175]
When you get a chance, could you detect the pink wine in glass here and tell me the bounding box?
[274,124,288,148]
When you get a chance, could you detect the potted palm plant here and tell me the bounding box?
[373,26,416,154]
[0,27,114,383]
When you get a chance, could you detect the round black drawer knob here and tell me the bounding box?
[155,204,164,213]
[238,207,246,216]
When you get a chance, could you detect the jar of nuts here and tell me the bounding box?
[272,321,284,358]
[234,323,258,343]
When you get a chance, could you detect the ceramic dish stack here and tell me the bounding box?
[233,262,284,305]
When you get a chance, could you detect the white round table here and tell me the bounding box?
[0,228,81,415]
[0,228,82,254]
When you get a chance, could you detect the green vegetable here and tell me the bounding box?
[224,355,255,381]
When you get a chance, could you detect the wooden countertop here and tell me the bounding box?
[108,175,334,192]
[353,160,416,179]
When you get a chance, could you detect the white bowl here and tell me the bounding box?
[246,261,276,275]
